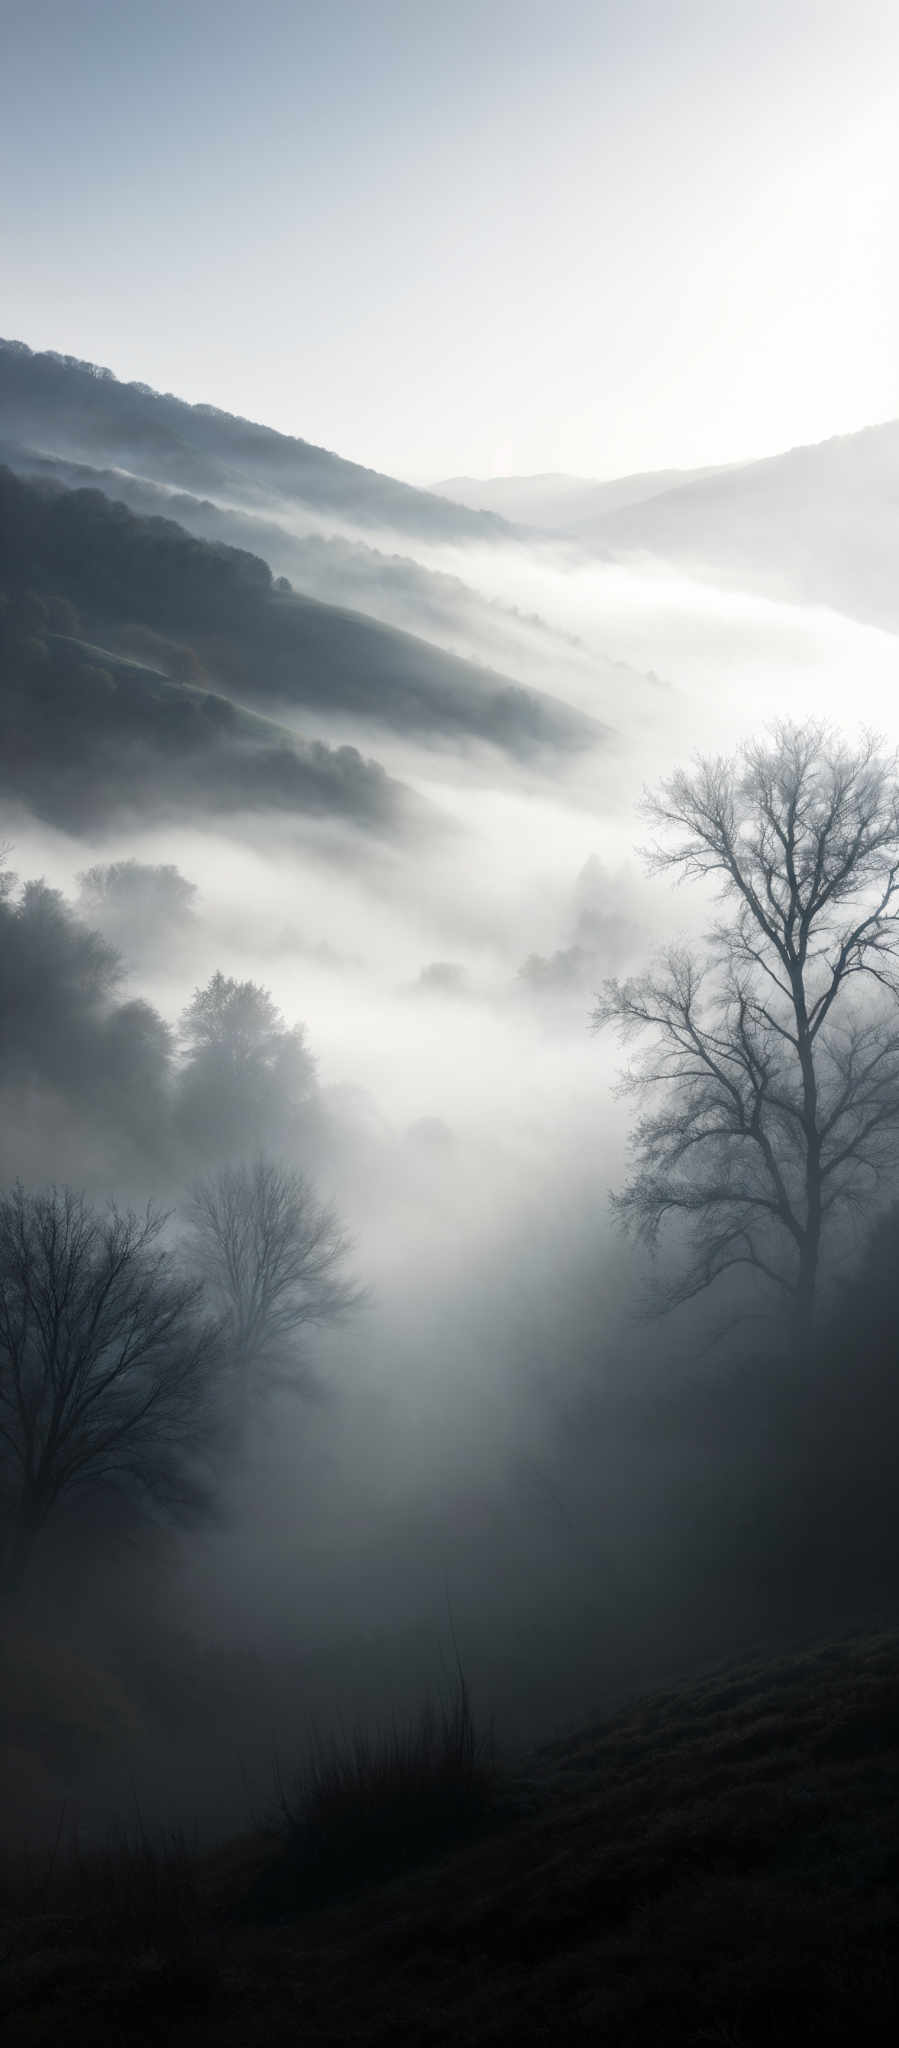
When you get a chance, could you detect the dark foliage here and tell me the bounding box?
[0,459,599,769]
[0,875,173,1169]
[0,565,408,836]
[0,865,329,1185]
[0,461,271,629]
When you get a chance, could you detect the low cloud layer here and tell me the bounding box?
[6,347,899,1843]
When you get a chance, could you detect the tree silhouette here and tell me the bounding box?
[177,973,315,1159]
[77,859,197,960]
[594,722,899,1327]
[0,1185,216,1587]
[0,877,174,1168]
[187,1158,361,1421]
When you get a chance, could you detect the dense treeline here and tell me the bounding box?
[0,461,598,761]
[0,858,320,1182]
[0,859,358,1590]
[0,462,273,629]
[0,541,407,834]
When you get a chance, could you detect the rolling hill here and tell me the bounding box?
[435,464,727,528]
[585,421,899,632]
[0,339,513,545]
[440,423,899,635]
[0,463,606,840]
[0,465,602,760]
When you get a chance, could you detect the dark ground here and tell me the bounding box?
[4,1627,899,2044]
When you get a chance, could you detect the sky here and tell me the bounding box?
[2,0,898,482]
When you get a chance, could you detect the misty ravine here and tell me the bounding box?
[5,10,899,2034]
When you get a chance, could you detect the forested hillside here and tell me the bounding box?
[0,340,510,543]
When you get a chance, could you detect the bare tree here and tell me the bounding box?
[0,1185,217,1587]
[187,1158,362,1412]
[594,722,899,1327]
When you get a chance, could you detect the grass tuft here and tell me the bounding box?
[71,1821,204,1959]
[277,1671,498,1896]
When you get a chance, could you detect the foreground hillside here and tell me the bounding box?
[4,1629,899,2045]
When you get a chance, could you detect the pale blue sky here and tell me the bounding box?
[2,0,898,480]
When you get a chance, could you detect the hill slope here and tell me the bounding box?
[4,1629,899,2045]
[578,424,899,633]
[435,464,727,528]
[1,441,658,714]
[0,466,414,836]
[0,466,602,842]
[0,339,512,544]
[440,423,899,637]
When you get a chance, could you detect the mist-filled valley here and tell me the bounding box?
[5,0,899,2028]
[4,331,899,1902]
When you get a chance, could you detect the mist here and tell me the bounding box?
[5,0,899,2026]
[7,354,899,1860]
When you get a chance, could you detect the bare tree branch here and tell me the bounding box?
[186,1158,364,1419]
[595,721,899,1327]
[0,1184,219,1586]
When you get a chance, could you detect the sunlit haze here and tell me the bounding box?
[3,0,898,478]
[6,7,899,2029]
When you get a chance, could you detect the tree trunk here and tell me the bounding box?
[1,1501,42,1601]
[791,962,822,1331]
[795,1230,819,1331]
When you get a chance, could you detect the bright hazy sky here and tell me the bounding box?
[3,0,898,483]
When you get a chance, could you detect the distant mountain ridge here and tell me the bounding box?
[438,423,899,634]
[584,419,899,632]
[0,339,514,545]
[434,465,728,527]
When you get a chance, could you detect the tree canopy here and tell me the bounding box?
[177,974,317,1163]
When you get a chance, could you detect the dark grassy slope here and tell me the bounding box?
[0,339,511,543]
[4,1630,899,2045]
[0,465,601,759]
